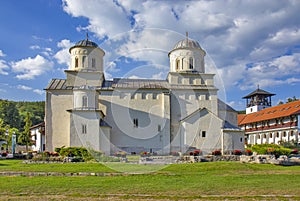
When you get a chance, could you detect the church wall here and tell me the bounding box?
[99,89,170,154]
[176,110,223,154]
[69,111,101,151]
[222,131,245,153]
[65,71,104,87]
[99,127,111,155]
[170,89,219,145]
[45,90,73,151]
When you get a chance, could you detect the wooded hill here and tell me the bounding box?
[0,99,44,132]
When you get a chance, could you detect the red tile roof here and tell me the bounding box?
[238,100,300,125]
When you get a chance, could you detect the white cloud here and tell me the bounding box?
[17,85,32,90]
[0,50,6,57]
[54,39,74,67]
[0,60,9,75]
[33,89,44,95]
[238,53,300,90]
[62,0,132,39]
[61,0,300,94]
[11,55,54,80]
[30,45,41,50]
[151,71,165,80]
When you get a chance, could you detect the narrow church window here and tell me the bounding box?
[240,137,243,142]
[82,56,86,67]
[189,57,193,69]
[158,125,161,132]
[201,131,206,137]
[181,58,184,69]
[75,57,78,68]
[82,96,88,108]
[142,93,147,99]
[82,124,87,134]
[92,58,96,68]
[153,93,158,99]
[205,94,210,100]
[133,118,138,128]
[131,93,135,99]
[176,59,180,70]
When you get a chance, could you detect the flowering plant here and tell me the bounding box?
[212,150,221,156]
[233,150,242,155]
[245,149,253,156]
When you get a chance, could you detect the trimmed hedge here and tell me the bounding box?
[250,144,291,158]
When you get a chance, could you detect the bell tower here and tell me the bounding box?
[65,35,105,87]
[168,32,206,73]
[243,86,275,114]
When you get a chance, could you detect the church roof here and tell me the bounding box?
[238,100,300,125]
[69,36,99,53]
[243,88,275,99]
[46,78,217,91]
[45,79,72,90]
[103,78,170,89]
[222,121,241,130]
[172,38,202,50]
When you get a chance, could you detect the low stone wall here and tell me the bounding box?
[240,155,300,166]
[175,155,240,163]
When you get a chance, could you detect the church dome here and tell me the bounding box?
[172,38,202,50]
[69,35,99,53]
[74,39,98,48]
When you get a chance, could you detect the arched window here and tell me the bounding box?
[291,131,294,136]
[75,57,78,68]
[92,58,96,68]
[176,59,180,70]
[189,57,193,69]
[82,56,86,68]
[82,96,88,108]
[283,132,286,137]
[269,133,273,138]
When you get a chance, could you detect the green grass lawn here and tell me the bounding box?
[1,160,300,200]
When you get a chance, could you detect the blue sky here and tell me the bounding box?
[0,0,300,110]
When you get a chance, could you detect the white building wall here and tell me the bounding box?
[45,90,73,151]
[70,111,101,151]
[100,89,170,154]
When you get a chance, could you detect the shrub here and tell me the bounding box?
[233,150,242,155]
[193,149,201,156]
[251,144,292,158]
[212,150,221,156]
[1,152,7,157]
[56,147,93,161]
[291,149,299,155]
[245,149,253,156]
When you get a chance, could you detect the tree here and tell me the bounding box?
[0,100,21,129]
[287,96,298,103]
[18,112,32,152]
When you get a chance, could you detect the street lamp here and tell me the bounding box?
[5,129,8,153]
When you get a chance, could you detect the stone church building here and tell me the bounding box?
[45,35,244,155]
